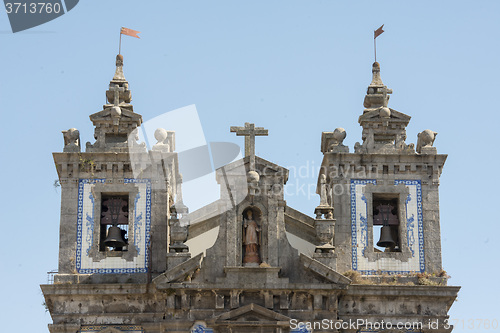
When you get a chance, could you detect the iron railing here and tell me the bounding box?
[47,270,58,284]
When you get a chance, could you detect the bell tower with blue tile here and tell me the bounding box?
[318,61,447,276]
[52,54,183,284]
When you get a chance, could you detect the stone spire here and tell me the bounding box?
[86,55,145,152]
[112,54,126,81]
[355,62,414,154]
[105,54,133,112]
[363,62,392,113]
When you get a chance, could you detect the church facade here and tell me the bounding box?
[41,55,459,333]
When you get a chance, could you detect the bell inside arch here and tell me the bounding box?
[376,225,396,248]
[104,226,127,248]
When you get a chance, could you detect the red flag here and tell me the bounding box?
[121,27,140,39]
[374,24,384,39]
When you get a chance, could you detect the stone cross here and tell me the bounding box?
[109,84,125,106]
[381,85,392,107]
[230,122,268,170]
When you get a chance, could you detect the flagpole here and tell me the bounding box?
[373,24,384,63]
[119,30,122,55]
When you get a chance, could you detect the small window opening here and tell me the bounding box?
[100,195,129,251]
[373,194,400,252]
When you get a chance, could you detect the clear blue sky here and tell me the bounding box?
[1,1,498,332]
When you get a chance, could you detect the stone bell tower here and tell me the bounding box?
[319,61,447,275]
[50,54,181,285]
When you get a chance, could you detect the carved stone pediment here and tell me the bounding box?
[359,108,411,124]
[89,108,142,124]
[214,303,291,322]
[218,155,288,179]
[214,155,290,205]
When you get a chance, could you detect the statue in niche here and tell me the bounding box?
[243,209,261,265]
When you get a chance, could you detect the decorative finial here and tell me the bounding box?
[370,62,383,86]
[62,128,80,152]
[152,128,175,152]
[320,128,349,153]
[416,130,438,154]
[113,54,126,81]
[364,62,392,110]
[86,52,144,153]
[106,54,132,106]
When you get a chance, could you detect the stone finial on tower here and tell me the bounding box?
[355,62,414,154]
[105,55,132,109]
[86,54,144,152]
[62,128,80,152]
[321,127,349,153]
[363,62,393,113]
[112,54,126,81]
[152,128,175,152]
[416,129,438,154]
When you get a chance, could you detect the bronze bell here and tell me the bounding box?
[104,226,127,248]
[377,225,396,248]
